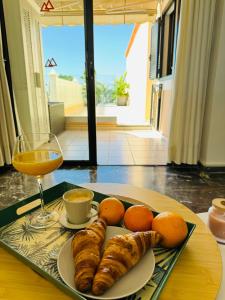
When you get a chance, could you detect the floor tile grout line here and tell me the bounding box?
[59,130,168,166]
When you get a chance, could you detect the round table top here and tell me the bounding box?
[198,212,225,300]
[0,183,222,300]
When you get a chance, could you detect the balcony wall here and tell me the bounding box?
[48,71,85,116]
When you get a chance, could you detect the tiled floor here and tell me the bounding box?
[57,130,168,165]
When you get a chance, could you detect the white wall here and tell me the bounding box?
[126,23,149,124]
[49,72,85,116]
[200,0,225,167]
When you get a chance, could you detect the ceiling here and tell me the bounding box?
[34,0,158,26]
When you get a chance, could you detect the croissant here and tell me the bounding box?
[92,230,161,295]
[72,218,107,292]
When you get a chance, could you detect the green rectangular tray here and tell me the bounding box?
[0,182,195,300]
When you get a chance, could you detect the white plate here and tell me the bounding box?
[57,226,155,300]
[59,208,98,229]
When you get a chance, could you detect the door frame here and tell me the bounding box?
[84,0,97,166]
[1,0,97,166]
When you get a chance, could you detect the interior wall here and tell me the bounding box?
[200,0,225,167]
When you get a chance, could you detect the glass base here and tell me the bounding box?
[29,210,59,229]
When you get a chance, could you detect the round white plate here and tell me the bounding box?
[59,208,98,229]
[57,226,155,299]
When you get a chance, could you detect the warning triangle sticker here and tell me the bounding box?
[46,0,54,10]
[50,58,57,67]
[40,2,49,12]
[45,58,57,67]
[45,59,51,67]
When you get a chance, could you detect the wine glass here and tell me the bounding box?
[12,133,63,229]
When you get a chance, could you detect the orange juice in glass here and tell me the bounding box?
[12,150,63,176]
[12,133,63,229]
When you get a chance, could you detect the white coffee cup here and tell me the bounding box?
[63,188,98,224]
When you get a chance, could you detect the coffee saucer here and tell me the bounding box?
[59,208,98,229]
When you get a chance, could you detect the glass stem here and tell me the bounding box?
[37,176,46,213]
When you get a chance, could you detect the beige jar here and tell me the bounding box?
[208,198,225,242]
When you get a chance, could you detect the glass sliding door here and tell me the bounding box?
[41,0,96,164]
[2,0,96,165]
[93,0,135,165]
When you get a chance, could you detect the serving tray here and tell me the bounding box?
[0,182,195,300]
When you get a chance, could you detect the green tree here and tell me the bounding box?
[95,82,115,105]
[80,71,115,105]
[59,74,74,81]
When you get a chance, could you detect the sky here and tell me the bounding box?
[42,24,134,85]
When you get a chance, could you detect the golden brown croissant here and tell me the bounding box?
[92,230,161,295]
[72,218,107,292]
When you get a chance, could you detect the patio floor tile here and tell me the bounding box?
[58,130,168,165]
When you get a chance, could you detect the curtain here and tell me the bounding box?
[168,0,216,164]
[0,27,16,166]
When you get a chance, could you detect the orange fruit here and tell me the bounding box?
[124,205,153,232]
[152,212,188,248]
[99,197,125,225]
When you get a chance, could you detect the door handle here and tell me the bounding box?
[88,61,94,80]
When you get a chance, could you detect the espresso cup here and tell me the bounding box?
[63,188,98,224]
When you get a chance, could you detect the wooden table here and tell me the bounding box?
[0,183,222,300]
[197,212,225,300]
